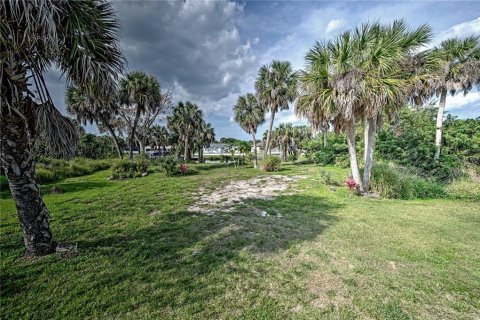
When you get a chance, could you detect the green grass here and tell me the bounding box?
[1,163,479,319]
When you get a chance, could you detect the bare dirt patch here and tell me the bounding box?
[188,175,305,215]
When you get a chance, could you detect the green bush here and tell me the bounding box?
[261,156,282,172]
[0,175,10,191]
[370,163,444,199]
[35,167,56,184]
[445,179,480,200]
[287,153,298,162]
[134,153,150,173]
[158,156,179,176]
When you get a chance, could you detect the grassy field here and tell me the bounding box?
[1,163,479,319]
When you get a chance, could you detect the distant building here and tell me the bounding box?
[203,143,233,156]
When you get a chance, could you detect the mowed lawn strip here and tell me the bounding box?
[1,163,479,319]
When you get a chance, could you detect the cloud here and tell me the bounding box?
[115,1,257,113]
[326,19,347,34]
[445,91,480,111]
[434,17,480,45]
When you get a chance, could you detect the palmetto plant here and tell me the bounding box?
[233,93,265,168]
[428,37,480,159]
[0,0,124,256]
[66,86,123,159]
[119,71,162,160]
[195,122,215,163]
[167,101,204,162]
[255,60,297,156]
[150,125,170,152]
[298,20,431,193]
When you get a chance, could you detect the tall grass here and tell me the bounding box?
[34,158,112,184]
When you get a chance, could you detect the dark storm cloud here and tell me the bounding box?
[114,1,257,105]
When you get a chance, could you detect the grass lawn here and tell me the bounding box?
[1,163,479,319]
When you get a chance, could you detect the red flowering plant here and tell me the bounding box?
[180,162,188,175]
[345,176,357,197]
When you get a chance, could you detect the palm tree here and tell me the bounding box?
[167,101,203,162]
[150,125,170,153]
[195,122,215,163]
[233,93,266,168]
[0,0,124,256]
[119,71,162,160]
[255,60,297,156]
[358,21,432,191]
[299,21,431,192]
[66,87,123,159]
[272,123,296,161]
[429,37,480,159]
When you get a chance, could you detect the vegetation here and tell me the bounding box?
[1,0,124,256]
[233,93,266,168]
[167,101,215,162]
[261,155,282,172]
[35,158,112,184]
[1,164,479,319]
[255,60,297,156]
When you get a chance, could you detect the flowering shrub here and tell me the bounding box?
[180,163,188,175]
[345,176,357,195]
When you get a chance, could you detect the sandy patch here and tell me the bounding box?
[188,175,305,215]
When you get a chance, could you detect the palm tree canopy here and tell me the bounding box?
[233,93,265,135]
[1,0,125,156]
[297,20,432,132]
[167,101,203,142]
[255,60,297,113]
[119,71,162,113]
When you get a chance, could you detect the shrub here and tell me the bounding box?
[445,179,480,201]
[261,156,282,172]
[35,167,56,184]
[158,156,179,176]
[134,153,150,173]
[370,163,444,199]
[111,159,146,179]
[0,175,9,191]
[287,153,298,162]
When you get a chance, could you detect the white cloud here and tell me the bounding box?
[326,19,347,34]
[444,91,480,111]
[433,17,480,46]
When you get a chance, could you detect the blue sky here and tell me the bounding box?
[46,1,480,140]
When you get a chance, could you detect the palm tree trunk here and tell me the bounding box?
[265,108,276,156]
[434,88,447,160]
[252,133,258,168]
[1,106,56,256]
[105,124,123,159]
[323,124,328,147]
[363,116,377,192]
[184,136,189,162]
[129,107,141,160]
[200,148,204,163]
[345,119,364,194]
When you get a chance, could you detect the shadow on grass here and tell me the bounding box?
[61,193,342,312]
[40,181,111,195]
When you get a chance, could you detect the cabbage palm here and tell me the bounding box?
[66,87,123,159]
[430,37,480,159]
[119,71,162,160]
[0,0,124,256]
[150,125,170,152]
[167,101,203,162]
[233,93,265,168]
[255,61,297,156]
[195,122,215,163]
[299,21,431,192]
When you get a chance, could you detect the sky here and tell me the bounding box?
[45,0,480,140]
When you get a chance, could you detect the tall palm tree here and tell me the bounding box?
[299,21,431,192]
[0,0,124,256]
[167,101,203,162]
[358,21,432,191]
[150,125,170,153]
[233,93,266,168]
[272,123,296,161]
[255,60,297,156]
[119,71,162,160]
[430,37,480,159]
[195,122,215,163]
[66,86,123,159]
